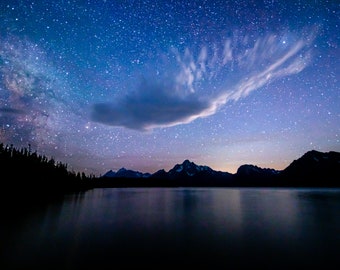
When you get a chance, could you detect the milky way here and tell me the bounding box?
[0,1,339,175]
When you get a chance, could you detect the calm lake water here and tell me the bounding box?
[1,187,340,269]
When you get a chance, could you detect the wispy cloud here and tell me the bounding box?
[91,30,315,131]
[227,40,310,101]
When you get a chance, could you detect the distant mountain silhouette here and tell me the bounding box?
[234,164,281,186]
[278,150,340,186]
[2,142,339,192]
[155,159,233,186]
[100,150,340,187]
[103,168,151,178]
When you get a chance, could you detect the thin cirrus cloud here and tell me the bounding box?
[91,31,314,131]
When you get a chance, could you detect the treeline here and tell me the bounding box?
[0,143,94,201]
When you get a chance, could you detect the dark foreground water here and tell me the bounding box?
[1,188,340,269]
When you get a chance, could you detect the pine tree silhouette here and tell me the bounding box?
[0,142,94,202]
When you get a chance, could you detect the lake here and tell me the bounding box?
[1,187,340,269]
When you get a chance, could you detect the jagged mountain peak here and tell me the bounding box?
[103,167,151,178]
[173,159,197,169]
[178,159,210,169]
[182,159,194,165]
[168,159,215,177]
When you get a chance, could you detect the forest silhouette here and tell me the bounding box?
[0,143,94,205]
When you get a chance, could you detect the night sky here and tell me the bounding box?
[0,0,339,176]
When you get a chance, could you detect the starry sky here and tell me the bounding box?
[0,0,339,176]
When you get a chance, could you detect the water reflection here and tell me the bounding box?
[1,188,339,269]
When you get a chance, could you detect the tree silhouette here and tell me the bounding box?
[0,142,94,203]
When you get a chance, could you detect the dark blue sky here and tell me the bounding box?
[0,0,339,175]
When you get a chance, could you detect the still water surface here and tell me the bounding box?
[2,188,340,269]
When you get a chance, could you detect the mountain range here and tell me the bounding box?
[98,150,340,187]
